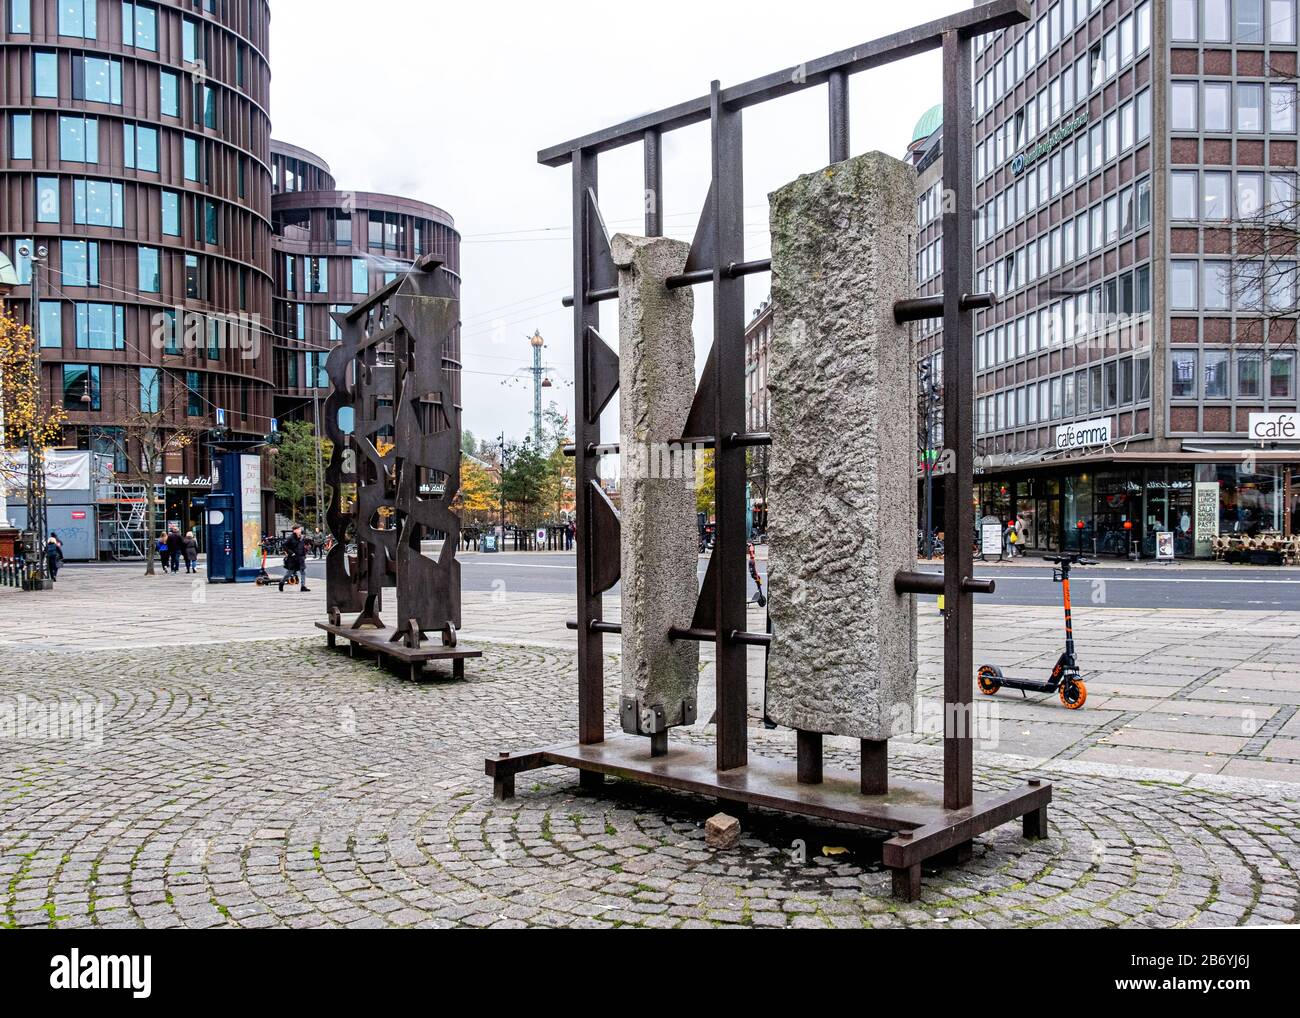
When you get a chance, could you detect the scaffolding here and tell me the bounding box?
[97,484,165,560]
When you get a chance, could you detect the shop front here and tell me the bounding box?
[164,472,217,551]
[975,453,1298,560]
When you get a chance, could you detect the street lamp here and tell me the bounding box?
[0,252,19,533]
[18,243,50,588]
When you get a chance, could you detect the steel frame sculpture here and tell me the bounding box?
[316,254,481,679]
[486,0,1052,900]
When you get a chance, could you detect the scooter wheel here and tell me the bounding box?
[1060,680,1087,709]
[977,664,1002,695]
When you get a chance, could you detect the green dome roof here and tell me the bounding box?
[911,104,943,144]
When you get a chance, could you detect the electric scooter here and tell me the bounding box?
[976,552,1095,709]
[747,542,766,607]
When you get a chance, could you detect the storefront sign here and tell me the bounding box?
[1155,531,1175,561]
[164,474,215,488]
[1054,416,1113,451]
[1011,111,1089,176]
[0,450,92,492]
[1194,481,1219,558]
[1247,412,1300,442]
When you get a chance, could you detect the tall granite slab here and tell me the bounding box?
[765,152,918,741]
[612,233,700,734]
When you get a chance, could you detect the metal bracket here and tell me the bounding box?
[620,697,697,735]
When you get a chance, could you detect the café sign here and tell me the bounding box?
[1247,412,1300,442]
[1054,416,1113,451]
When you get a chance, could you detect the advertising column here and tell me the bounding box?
[240,454,263,573]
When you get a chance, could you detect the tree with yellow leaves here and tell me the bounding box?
[0,303,67,501]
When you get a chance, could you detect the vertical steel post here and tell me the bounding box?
[644,129,664,238]
[828,69,849,164]
[709,83,747,772]
[940,31,975,811]
[571,148,606,760]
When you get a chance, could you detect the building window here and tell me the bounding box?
[182,18,200,64]
[9,0,30,32]
[58,0,97,39]
[196,83,216,129]
[39,301,61,348]
[1203,82,1231,133]
[1237,83,1264,132]
[307,257,328,294]
[1203,351,1230,398]
[1270,84,1297,133]
[34,51,58,97]
[122,2,158,51]
[36,177,59,222]
[74,303,124,350]
[63,364,100,411]
[74,56,122,104]
[138,246,160,293]
[1238,352,1263,398]
[162,190,180,235]
[333,213,352,244]
[1272,0,1298,43]
[296,303,306,340]
[351,258,368,295]
[60,240,99,287]
[306,352,328,389]
[160,70,179,117]
[140,366,161,413]
[1271,352,1296,398]
[73,178,124,227]
[183,136,199,181]
[11,113,32,159]
[1171,82,1198,132]
[1238,0,1266,41]
[1172,351,1198,398]
[1204,0,1232,40]
[186,371,203,416]
[329,305,352,342]
[1204,261,1232,310]
[123,122,158,171]
[59,115,98,162]
[1170,261,1198,310]
[185,254,201,299]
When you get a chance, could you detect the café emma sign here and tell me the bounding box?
[1011,111,1090,176]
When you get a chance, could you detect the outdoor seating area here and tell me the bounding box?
[1211,532,1300,565]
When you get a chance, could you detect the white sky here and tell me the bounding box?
[269,0,962,443]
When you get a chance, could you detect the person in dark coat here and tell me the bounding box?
[279,524,311,592]
[183,531,199,573]
[45,534,64,581]
[165,526,185,574]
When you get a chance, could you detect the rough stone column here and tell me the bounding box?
[612,233,700,736]
[764,152,918,742]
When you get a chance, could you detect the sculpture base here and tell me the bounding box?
[315,621,481,681]
[485,734,1050,901]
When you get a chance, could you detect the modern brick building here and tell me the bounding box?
[913,0,1299,559]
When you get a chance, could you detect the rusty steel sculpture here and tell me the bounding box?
[486,0,1055,901]
[316,254,481,680]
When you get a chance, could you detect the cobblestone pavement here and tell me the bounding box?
[1,639,1297,929]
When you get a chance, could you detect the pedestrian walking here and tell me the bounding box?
[279,524,311,592]
[165,526,185,574]
[566,520,575,551]
[45,533,63,581]
[156,534,170,573]
[1005,519,1020,559]
[183,531,199,573]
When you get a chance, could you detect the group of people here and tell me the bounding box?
[155,526,200,574]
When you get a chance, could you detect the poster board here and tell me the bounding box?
[239,455,263,570]
[1194,482,1219,558]
[1155,531,1175,561]
[981,522,1004,558]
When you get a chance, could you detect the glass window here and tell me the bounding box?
[186,371,203,416]
[34,51,58,97]
[1136,264,1152,313]
[1270,172,1298,222]
[1173,169,1198,219]
[1270,352,1295,398]
[58,0,97,39]
[60,239,98,287]
[1237,83,1264,132]
[1238,0,1265,41]
[308,256,328,294]
[1204,351,1230,398]
[1171,351,1198,398]
[122,2,157,51]
[204,200,218,244]
[39,301,61,348]
[184,136,199,180]
[1204,171,1231,220]
[74,303,124,350]
[1266,260,1297,310]
[198,84,216,129]
[1205,0,1231,40]
[351,258,368,295]
[1271,0,1298,43]
[36,177,59,222]
[138,246,160,293]
[10,0,30,32]
[185,254,200,299]
[162,190,179,235]
[63,364,100,411]
[73,178,123,227]
[140,367,161,413]
[1120,357,1134,404]
[1238,352,1263,398]
[1172,82,1197,131]
[1238,171,1265,218]
[160,70,179,117]
[1270,85,1296,133]
[11,113,32,159]
[75,56,122,104]
[1204,82,1231,132]
[1203,261,1231,310]
[1171,0,1197,40]
[1136,178,1152,228]
[1171,260,1198,309]
[1137,357,1152,400]
[183,18,199,63]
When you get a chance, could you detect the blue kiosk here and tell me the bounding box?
[202,446,270,583]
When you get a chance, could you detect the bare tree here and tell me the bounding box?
[96,373,199,576]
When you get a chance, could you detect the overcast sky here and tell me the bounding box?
[269,0,962,444]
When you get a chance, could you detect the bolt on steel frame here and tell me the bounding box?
[486,0,1053,900]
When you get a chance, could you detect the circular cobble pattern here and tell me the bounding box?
[0,640,1297,929]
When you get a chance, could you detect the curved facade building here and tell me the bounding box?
[1,0,275,533]
[269,138,461,425]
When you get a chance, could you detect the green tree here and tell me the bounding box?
[500,440,549,529]
[272,420,320,522]
[461,428,477,457]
